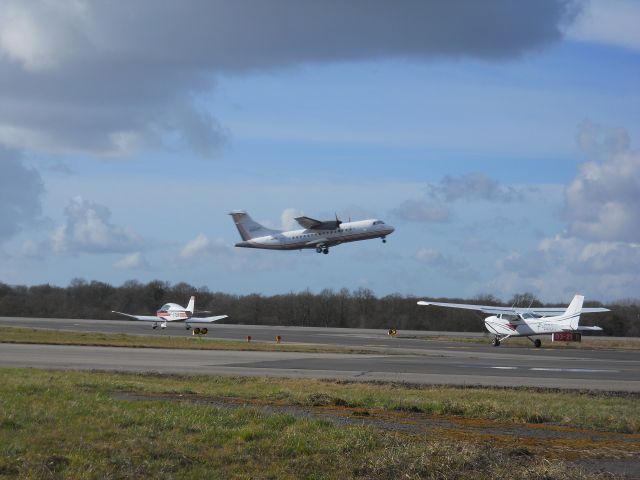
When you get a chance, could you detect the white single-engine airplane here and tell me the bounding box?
[112,296,228,332]
[417,294,609,347]
[229,210,395,254]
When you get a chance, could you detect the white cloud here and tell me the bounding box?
[178,234,228,260]
[492,124,640,301]
[567,0,640,51]
[565,122,640,243]
[52,196,143,254]
[281,208,304,231]
[114,252,150,270]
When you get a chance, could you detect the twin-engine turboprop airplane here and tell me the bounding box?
[112,296,228,332]
[229,210,394,254]
[418,294,609,347]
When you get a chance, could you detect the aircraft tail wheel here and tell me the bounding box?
[193,327,201,335]
[534,339,542,348]
[388,328,397,336]
[492,337,501,347]
[201,328,208,335]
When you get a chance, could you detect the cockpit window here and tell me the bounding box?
[373,220,385,225]
[159,304,171,311]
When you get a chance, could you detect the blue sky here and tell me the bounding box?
[1,0,639,302]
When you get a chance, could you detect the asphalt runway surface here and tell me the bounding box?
[1,317,639,391]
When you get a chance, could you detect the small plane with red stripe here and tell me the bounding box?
[418,294,609,347]
[112,296,227,332]
[229,210,394,254]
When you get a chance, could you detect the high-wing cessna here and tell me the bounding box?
[112,296,228,333]
[229,210,394,254]
[417,294,609,347]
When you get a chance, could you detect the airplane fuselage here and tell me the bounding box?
[156,303,191,322]
[234,219,394,250]
[483,312,578,337]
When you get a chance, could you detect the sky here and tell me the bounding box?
[1,0,639,302]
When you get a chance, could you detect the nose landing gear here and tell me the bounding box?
[382,236,387,243]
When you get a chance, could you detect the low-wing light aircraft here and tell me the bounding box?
[112,296,228,333]
[229,210,394,254]
[417,294,609,347]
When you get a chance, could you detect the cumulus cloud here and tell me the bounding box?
[391,199,451,223]
[281,208,304,231]
[0,148,44,241]
[178,234,228,261]
[565,122,640,243]
[428,173,523,203]
[493,123,640,300]
[52,196,143,254]
[114,252,150,270]
[0,0,578,157]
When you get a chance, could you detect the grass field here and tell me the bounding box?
[0,327,376,354]
[2,368,637,479]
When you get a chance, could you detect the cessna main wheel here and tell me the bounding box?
[492,337,501,347]
[534,339,542,348]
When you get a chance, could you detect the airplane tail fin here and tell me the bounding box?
[186,296,195,314]
[564,294,584,329]
[229,210,280,240]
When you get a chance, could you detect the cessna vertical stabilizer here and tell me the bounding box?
[418,294,609,347]
[229,210,394,254]
[112,296,228,332]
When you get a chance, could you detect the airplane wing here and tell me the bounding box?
[295,216,323,229]
[417,301,515,315]
[111,311,159,321]
[528,307,610,316]
[188,315,228,323]
[418,302,610,317]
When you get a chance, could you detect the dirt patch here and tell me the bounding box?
[113,391,640,478]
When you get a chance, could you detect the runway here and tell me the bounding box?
[1,317,639,391]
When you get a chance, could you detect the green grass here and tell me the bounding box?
[0,368,619,479]
[0,327,376,354]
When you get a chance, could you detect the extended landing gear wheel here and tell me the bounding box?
[492,337,501,347]
[323,248,329,254]
[316,246,322,253]
[152,325,158,330]
[534,339,542,348]
[201,328,208,335]
[194,327,201,335]
[382,237,387,243]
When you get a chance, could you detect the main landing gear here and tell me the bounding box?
[315,246,329,254]
[492,336,501,347]
[527,337,542,348]
[382,236,387,243]
[152,322,167,330]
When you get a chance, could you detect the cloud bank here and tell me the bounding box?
[0,0,578,157]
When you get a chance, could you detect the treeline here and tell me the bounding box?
[0,279,638,336]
